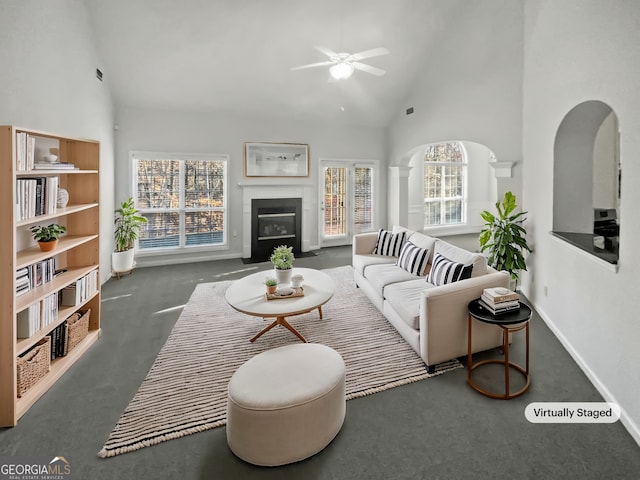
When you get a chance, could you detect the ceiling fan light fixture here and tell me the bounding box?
[329,61,355,80]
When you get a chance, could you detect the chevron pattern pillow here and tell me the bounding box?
[372,229,406,257]
[396,241,429,276]
[427,252,473,286]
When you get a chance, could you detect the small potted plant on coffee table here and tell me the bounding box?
[270,245,295,285]
[264,277,278,295]
[30,223,66,252]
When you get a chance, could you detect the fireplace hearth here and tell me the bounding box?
[250,198,302,262]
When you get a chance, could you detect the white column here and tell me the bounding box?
[387,165,412,228]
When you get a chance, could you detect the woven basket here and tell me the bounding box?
[67,309,90,353]
[17,336,51,398]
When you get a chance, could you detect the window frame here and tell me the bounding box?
[131,151,229,255]
[423,142,469,231]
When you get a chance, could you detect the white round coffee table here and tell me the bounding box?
[225,267,336,343]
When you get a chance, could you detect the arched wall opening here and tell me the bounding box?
[552,100,620,265]
[394,140,498,235]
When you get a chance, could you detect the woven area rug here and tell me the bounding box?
[98,265,461,458]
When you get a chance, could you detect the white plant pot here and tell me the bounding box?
[112,249,135,272]
[274,268,292,286]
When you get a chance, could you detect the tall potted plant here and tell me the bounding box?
[270,245,295,285]
[479,191,532,287]
[112,197,147,273]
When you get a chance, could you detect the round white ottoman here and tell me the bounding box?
[226,343,346,466]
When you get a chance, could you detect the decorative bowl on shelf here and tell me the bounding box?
[43,154,58,163]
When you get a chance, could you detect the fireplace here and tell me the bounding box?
[251,198,302,261]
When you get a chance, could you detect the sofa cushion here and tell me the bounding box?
[372,229,406,257]
[352,253,396,276]
[433,240,487,277]
[427,252,473,286]
[396,240,429,276]
[407,232,438,264]
[364,264,418,298]
[384,279,437,330]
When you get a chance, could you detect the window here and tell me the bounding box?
[423,142,467,228]
[354,166,374,234]
[132,153,228,251]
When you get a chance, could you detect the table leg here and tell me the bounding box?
[250,319,281,343]
[525,321,530,374]
[318,306,323,319]
[503,327,510,397]
[250,316,308,343]
[279,317,308,343]
[467,314,473,382]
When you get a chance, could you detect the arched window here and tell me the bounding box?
[423,142,467,228]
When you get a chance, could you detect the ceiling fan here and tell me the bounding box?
[291,46,390,80]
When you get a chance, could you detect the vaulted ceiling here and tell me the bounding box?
[86,0,464,127]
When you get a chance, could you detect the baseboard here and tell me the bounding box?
[532,302,640,447]
[136,251,242,268]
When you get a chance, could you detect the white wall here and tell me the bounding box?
[386,0,524,227]
[522,0,640,444]
[593,112,619,210]
[114,106,385,264]
[0,0,115,283]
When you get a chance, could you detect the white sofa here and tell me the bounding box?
[352,227,510,373]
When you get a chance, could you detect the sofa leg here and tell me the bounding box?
[427,364,436,374]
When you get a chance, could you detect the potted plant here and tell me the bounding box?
[479,191,532,288]
[270,245,295,285]
[264,277,278,295]
[112,197,147,273]
[30,224,66,251]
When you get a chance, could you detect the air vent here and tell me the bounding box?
[96,69,103,82]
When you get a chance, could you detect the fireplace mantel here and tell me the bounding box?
[241,184,314,258]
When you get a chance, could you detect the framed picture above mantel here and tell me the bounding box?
[244,142,309,177]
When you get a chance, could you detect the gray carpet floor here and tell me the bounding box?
[1,245,639,479]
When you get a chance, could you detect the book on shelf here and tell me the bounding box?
[16,267,30,296]
[48,321,70,359]
[15,132,36,171]
[15,176,58,221]
[40,292,58,328]
[33,162,78,170]
[17,304,41,339]
[482,287,519,304]
[26,258,56,290]
[60,270,98,307]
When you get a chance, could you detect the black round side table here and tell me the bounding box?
[467,299,532,399]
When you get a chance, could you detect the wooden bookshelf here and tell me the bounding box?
[0,125,101,426]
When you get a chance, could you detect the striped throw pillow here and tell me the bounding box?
[396,241,429,276]
[427,252,473,286]
[372,229,406,257]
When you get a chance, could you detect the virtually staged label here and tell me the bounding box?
[525,402,621,423]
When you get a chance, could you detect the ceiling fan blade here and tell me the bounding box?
[291,61,334,71]
[348,47,390,62]
[352,62,386,76]
[314,45,339,58]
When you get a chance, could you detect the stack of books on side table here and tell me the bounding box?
[480,287,520,315]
